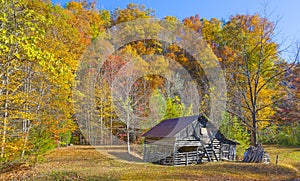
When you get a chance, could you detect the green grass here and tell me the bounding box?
[1,145,299,180]
[265,145,300,173]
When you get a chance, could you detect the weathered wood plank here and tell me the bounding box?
[143,116,238,165]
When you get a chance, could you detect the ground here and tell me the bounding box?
[1,145,299,180]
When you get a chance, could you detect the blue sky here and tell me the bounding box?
[51,0,300,60]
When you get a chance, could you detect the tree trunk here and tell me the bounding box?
[1,68,9,159]
[127,124,131,153]
[100,116,103,144]
[126,107,131,153]
[21,62,32,158]
[252,112,257,146]
[110,116,113,145]
[110,84,114,145]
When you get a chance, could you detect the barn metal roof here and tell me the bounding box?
[142,115,200,138]
[142,115,240,144]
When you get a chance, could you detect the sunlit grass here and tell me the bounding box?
[264,145,300,174]
[1,145,299,180]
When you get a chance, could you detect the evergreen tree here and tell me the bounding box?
[220,112,250,156]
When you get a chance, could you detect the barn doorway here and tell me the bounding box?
[177,146,199,153]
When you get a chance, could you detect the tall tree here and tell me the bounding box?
[110,48,151,153]
[271,62,300,145]
[200,14,296,145]
[0,0,50,163]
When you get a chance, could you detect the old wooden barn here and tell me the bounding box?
[142,115,239,165]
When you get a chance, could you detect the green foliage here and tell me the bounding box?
[99,10,111,27]
[277,123,300,146]
[220,112,250,156]
[259,123,300,146]
[59,131,72,147]
[29,125,56,163]
[258,123,278,144]
[163,96,193,120]
[149,89,166,125]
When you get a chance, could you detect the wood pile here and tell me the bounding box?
[242,145,270,163]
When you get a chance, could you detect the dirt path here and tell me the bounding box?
[93,145,144,163]
[0,145,145,180]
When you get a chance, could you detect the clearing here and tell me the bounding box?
[1,145,299,180]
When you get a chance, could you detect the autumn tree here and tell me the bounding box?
[111,49,151,153]
[27,0,85,149]
[203,14,298,146]
[0,0,52,164]
[62,1,111,145]
[272,62,300,145]
[0,0,111,166]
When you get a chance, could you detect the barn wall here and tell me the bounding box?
[220,142,237,161]
[143,115,238,165]
[144,137,237,165]
[175,141,202,148]
[143,137,175,163]
[229,144,236,160]
[211,139,221,160]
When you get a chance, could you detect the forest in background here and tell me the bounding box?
[0,0,299,169]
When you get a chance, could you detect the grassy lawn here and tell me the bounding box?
[265,145,300,173]
[1,145,299,180]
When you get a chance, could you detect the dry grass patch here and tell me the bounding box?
[1,145,299,180]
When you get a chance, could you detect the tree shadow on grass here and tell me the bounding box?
[108,152,143,162]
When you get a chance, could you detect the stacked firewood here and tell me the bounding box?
[242,145,270,163]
